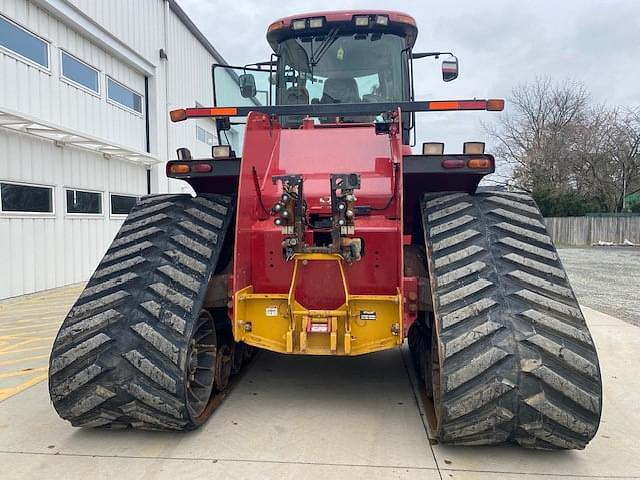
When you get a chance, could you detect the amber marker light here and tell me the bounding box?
[170,109,187,122]
[428,100,487,111]
[188,107,238,117]
[169,164,190,174]
[396,14,416,26]
[268,20,286,32]
[487,99,505,111]
[429,101,460,111]
[467,158,493,169]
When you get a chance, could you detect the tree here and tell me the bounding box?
[485,77,589,193]
[485,78,640,213]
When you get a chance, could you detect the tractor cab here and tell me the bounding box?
[212,10,458,142]
[268,12,415,108]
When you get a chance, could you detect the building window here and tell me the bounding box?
[107,77,143,114]
[110,194,138,216]
[61,51,99,93]
[0,14,49,69]
[196,125,215,145]
[0,181,54,213]
[65,189,102,215]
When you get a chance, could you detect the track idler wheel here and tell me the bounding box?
[186,311,218,420]
[231,342,246,374]
[214,343,233,391]
[244,344,255,360]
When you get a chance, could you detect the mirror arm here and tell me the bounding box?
[412,51,454,60]
[244,60,278,69]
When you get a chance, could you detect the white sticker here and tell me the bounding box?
[266,306,278,317]
[360,310,377,321]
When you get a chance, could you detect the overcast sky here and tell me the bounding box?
[180,0,640,155]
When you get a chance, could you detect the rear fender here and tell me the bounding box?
[402,153,495,235]
[166,159,240,195]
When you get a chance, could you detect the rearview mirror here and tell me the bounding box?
[238,73,256,98]
[442,56,459,82]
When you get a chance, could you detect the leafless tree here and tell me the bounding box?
[485,78,640,212]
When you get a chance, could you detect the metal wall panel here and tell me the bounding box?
[67,0,164,65]
[0,0,146,150]
[0,128,147,299]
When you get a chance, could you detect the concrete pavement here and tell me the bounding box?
[0,286,639,479]
[0,284,83,402]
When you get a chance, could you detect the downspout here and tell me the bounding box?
[163,0,171,193]
[144,76,151,194]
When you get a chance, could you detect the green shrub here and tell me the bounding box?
[628,199,640,213]
[532,190,604,217]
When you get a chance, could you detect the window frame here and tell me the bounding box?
[0,13,51,72]
[59,49,101,96]
[109,192,139,218]
[64,187,104,217]
[196,125,215,146]
[0,180,55,217]
[106,76,144,116]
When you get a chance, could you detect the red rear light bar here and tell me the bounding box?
[169,99,504,122]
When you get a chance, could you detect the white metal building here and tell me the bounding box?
[0,0,249,299]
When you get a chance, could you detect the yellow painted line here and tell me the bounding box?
[0,341,51,355]
[0,325,61,335]
[0,338,45,354]
[0,354,49,366]
[0,366,47,379]
[0,371,48,401]
[0,318,63,324]
[0,344,52,356]
[0,329,53,335]
[0,336,52,343]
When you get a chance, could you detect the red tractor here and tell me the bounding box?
[49,10,602,449]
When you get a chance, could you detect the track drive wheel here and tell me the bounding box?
[417,191,602,449]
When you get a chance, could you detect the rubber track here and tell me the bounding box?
[421,191,602,449]
[48,194,234,430]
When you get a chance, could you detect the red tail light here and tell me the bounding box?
[442,159,465,169]
[192,163,213,173]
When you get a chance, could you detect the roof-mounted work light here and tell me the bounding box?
[463,142,485,154]
[375,15,389,26]
[309,17,324,28]
[212,145,232,159]
[354,15,369,27]
[291,19,306,30]
[423,142,445,155]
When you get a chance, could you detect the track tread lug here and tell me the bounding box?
[131,323,180,364]
[430,214,476,237]
[427,202,472,222]
[443,377,515,420]
[50,333,112,374]
[443,320,502,358]
[123,349,177,393]
[446,346,510,392]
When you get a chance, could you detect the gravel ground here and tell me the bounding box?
[558,246,640,327]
